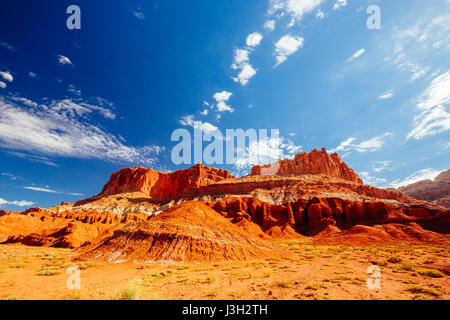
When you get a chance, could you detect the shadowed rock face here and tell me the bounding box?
[251,148,363,184]
[398,169,450,208]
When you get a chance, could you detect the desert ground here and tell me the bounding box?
[1,239,448,300]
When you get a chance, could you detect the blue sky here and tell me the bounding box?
[0,0,449,210]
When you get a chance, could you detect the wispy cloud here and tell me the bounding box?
[329,132,392,153]
[57,55,72,66]
[274,35,304,66]
[0,97,162,165]
[379,90,394,99]
[391,168,442,188]
[5,151,59,167]
[179,115,219,134]
[132,7,146,20]
[23,186,58,193]
[384,14,450,82]
[407,71,450,140]
[234,133,302,174]
[333,0,347,10]
[0,197,34,207]
[1,172,16,180]
[268,0,324,26]
[23,186,83,196]
[263,20,276,32]
[0,42,20,53]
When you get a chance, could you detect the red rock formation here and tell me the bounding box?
[75,201,276,262]
[100,163,234,201]
[398,169,450,208]
[251,148,363,184]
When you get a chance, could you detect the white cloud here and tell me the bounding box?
[0,82,6,89]
[57,55,72,65]
[233,64,257,86]
[385,15,450,82]
[234,134,302,174]
[359,171,388,188]
[274,35,304,66]
[6,151,59,167]
[408,71,450,140]
[329,133,391,153]
[67,84,81,96]
[200,109,208,116]
[391,168,442,188]
[0,71,13,82]
[24,186,57,193]
[179,115,218,134]
[213,91,234,112]
[1,172,16,180]
[316,10,325,19]
[379,90,394,99]
[0,197,34,207]
[0,42,18,53]
[333,0,347,10]
[264,19,276,32]
[10,97,38,107]
[0,97,162,165]
[24,186,83,196]
[372,160,391,173]
[246,32,263,47]
[269,0,324,25]
[132,7,146,20]
[232,49,250,66]
[231,48,257,86]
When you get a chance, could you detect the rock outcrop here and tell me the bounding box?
[100,163,234,201]
[251,148,363,184]
[2,149,449,261]
[398,169,450,208]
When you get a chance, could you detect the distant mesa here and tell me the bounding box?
[398,169,450,208]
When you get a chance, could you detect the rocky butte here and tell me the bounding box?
[0,148,449,262]
[251,148,363,184]
[398,169,450,208]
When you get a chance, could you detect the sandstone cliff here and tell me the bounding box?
[100,163,234,201]
[251,148,363,184]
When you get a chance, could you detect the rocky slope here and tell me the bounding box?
[75,201,276,263]
[398,169,450,208]
[1,149,449,262]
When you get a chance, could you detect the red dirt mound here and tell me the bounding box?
[74,201,276,263]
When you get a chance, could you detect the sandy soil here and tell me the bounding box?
[0,240,448,300]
